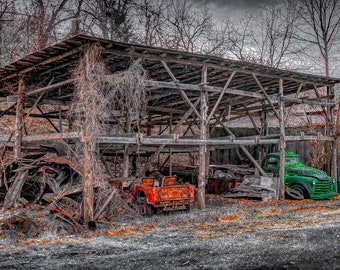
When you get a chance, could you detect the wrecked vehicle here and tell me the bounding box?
[113,176,195,216]
[223,175,277,201]
[262,152,338,199]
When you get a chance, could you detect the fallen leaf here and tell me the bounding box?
[24,239,35,245]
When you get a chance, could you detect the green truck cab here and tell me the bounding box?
[262,152,338,199]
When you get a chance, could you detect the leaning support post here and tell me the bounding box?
[278,79,286,201]
[198,66,208,210]
[14,78,25,161]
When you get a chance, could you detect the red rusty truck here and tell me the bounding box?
[112,175,196,216]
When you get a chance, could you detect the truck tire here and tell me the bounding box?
[138,197,153,217]
[290,184,309,199]
[285,188,304,200]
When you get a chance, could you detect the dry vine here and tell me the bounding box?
[70,43,148,222]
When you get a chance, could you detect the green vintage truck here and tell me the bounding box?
[262,152,338,199]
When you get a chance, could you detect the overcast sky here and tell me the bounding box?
[189,0,280,21]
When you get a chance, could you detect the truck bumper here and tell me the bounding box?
[310,191,338,200]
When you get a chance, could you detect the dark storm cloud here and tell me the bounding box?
[192,0,280,9]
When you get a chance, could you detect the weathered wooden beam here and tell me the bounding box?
[83,142,94,224]
[146,105,185,114]
[278,78,286,201]
[7,132,332,145]
[0,102,16,119]
[1,45,86,82]
[160,61,202,120]
[14,79,25,161]
[36,105,60,133]
[179,89,202,120]
[106,49,338,86]
[146,98,201,167]
[284,83,303,124]
[25,78,75,96]
[252,74,281,120]
[161,60,179,82]
[22,132,79,142]
[216,118,268,177]
[207,71,236,123]
[313,85,333,124]
[145,80,265,99]
[198,66,208,210]
[243,104,261,135]
[3,171,28,209]
[281,96,335,107]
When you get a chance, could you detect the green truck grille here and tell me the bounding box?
[314,180,333,194]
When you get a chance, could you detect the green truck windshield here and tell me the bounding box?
[285,156,302,166]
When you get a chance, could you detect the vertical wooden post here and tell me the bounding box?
[58,88,63,133]
[278,79,286,201]
[198,66,208,210]
[330,86,338,178]
[169,111,172,175]
[14,78,25,161]
[83,141,94,224]
[123,116,131,178]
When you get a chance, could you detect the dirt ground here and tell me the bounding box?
[0,194,339,270]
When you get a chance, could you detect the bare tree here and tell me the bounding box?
[224,2,300,68]
[23,0,70,50]
[162,0,213,53]
[0,0,13,63]
[80,0,133,42]
[295,0,340,77]
[224,12,255,62]
[132,0,169,46]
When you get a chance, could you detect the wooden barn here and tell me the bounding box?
[0,34,339,222]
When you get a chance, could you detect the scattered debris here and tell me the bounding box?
[223,175,277,201]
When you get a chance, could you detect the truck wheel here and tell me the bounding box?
[185,204,191,212]
[290,185,309,199]
[138,197,153,217]
[285,188,304,200]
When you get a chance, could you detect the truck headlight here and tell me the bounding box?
[312,180,316,186]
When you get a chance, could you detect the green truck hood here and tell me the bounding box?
[286,164,328,179]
